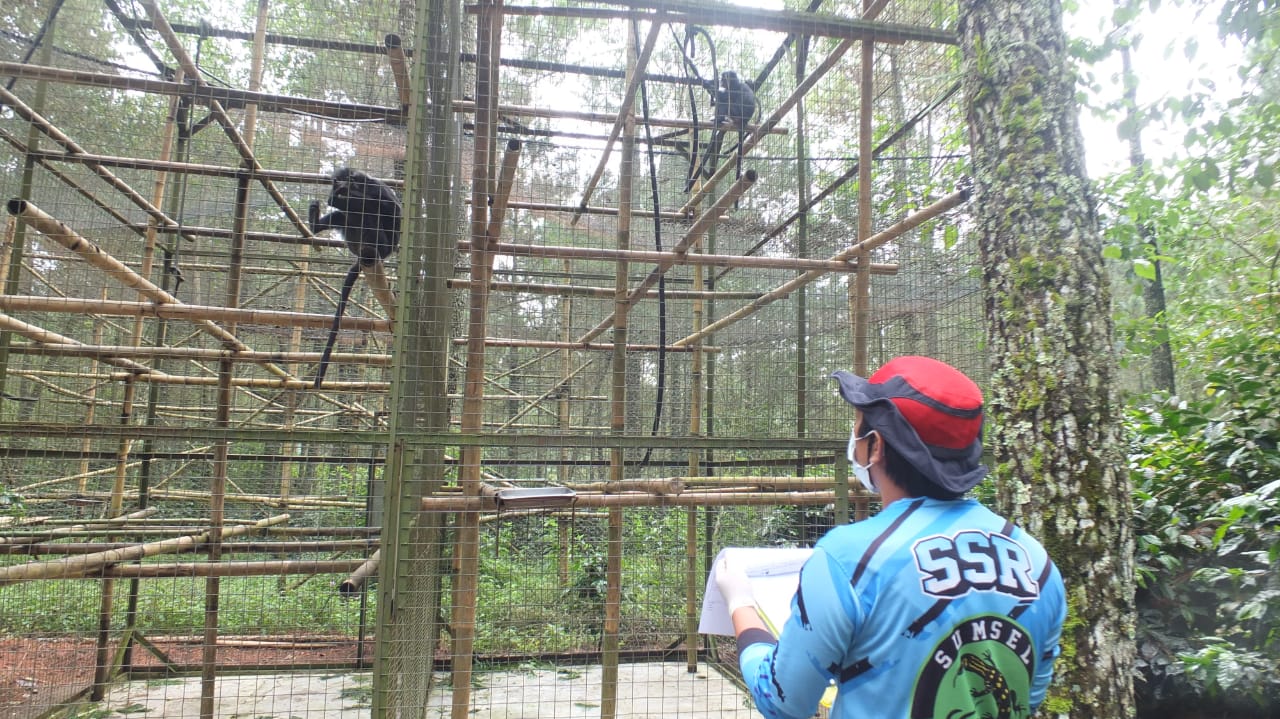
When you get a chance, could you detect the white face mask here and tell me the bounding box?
[846,426,878,492]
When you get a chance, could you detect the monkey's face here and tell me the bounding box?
[329,169,370,209]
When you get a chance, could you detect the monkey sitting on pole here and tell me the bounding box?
[307,167,401,389]
[693,70,758,187]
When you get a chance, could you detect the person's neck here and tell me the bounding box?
[875,471,911,506]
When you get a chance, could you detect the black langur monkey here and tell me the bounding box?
[308,167,402,389]
[699,70,758,184]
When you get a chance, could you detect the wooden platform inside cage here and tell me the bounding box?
[79,662,754,718]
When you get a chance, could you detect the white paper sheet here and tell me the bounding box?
[698,546,814,636]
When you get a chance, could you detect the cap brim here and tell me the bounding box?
[830,370,987,493]
[831,370,876,407]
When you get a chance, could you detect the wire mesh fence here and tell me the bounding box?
[2,0,976,716]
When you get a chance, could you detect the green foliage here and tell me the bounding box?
[0,574,366,635]
[1126,311,1280,710]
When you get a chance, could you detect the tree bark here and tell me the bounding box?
[959,0,1136,715]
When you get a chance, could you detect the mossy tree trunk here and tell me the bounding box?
[959,0,1136,715]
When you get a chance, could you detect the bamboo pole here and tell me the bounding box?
[0,514,289,586]
[362,259,397,323]
[600,24,640,719]
[0,61,402,123]
[674,190,966,348]
[7,342,391,365]
[456,98,782,138]
[685,248,706,673]
[574,169,759,346]
[451,2,504,715]
[0,85,196,242]
[3,201,295,379]
[21,369,388,390]
[102,558,365,579]
[853,9,875,376]
[462,239,898,273]
[564,478,683,494]
[385,34,412,110]
[0,507,157,547]
[79,289,107,492]
[570,17,664,225]
[544,0,955,44]
[680,37,857,215]
[4,539,377,555]
[450,278,764,300]
[0,294,391,332]
[0,312,157,374]
[137,0,313,241]
[338,549,380,596]
[422,491,842,510]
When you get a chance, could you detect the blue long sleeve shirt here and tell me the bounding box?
[738,497,1066,719]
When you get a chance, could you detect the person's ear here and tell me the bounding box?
[866,431,882,463]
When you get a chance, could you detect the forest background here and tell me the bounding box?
[1069,0,1279,712]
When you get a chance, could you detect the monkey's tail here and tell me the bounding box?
[313,263,361,389]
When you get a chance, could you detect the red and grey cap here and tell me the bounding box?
[831,356,987,493]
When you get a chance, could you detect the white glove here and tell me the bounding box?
[715,554,755,614]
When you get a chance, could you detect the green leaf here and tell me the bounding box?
[1103,244,1124,260]
[943,224,959,250]
[1254,162,1275,188]
[1134,259,1157,280]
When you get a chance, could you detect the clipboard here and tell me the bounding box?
[698,546,813,636]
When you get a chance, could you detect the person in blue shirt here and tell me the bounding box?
[716,356,1067,719]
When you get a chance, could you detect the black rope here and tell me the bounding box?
[633,19,668,469]
[675,24,718,193]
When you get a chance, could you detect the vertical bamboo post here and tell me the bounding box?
[684,257,704,672]
[600,21,639,719]
[0,13,55,412]
[851,17,875,377]
[795,35,812,486]
[558,258,574,587]
[202,6,266,715]
[79,289,106,493]
[127,68,188,674]
[372,0,461,706]
[450,1,502,716]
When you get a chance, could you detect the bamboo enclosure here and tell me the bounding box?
[0,0,982,717]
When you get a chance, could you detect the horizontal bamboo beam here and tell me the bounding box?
[0,514,289,586]
[500,1,956,44]
[453,99,784,136]
[0,508,158,547]
[6,200,295,379]
[7,342,391,366]
[1,539,378,556]
[463,240,898,274]
[450,278,763,300]
[100,558,365,579]
[0,312,158,375]
[564,478,685,494]
[675,189,969,347]
[422,490,836,511]
[0,294,391,333]
[0,62,402,122]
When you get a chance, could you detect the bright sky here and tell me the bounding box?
[1065,0,1246,177]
